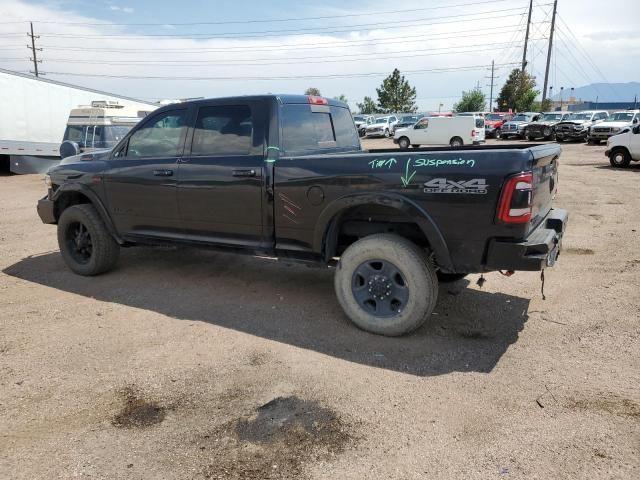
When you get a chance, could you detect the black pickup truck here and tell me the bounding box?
[38,95,567,336]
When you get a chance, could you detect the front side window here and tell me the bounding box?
[415,118,429,130]
[126,110,187,158]
[191,105,253,156]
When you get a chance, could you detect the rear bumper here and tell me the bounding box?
[485,208,568,271]
[37,196,56,224]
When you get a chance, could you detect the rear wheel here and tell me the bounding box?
[450,136,463,147]
[609,149,631,168]
[334,234,438,336]
[398,136,410,150]
[57,204,120,276]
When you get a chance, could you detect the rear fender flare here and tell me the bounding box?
[52,183,123,244]
[314,193,453,271]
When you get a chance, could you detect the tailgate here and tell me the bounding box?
[529,144,560,233]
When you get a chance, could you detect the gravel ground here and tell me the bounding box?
[0,139,638,479]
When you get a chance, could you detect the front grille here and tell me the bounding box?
[595,127,612,133]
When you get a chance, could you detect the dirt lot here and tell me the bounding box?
[1,139,638,479]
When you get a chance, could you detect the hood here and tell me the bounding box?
[598,121,635,129]
[58,149,112,166]
[485,119,504,126]
[504,120,530,127]
[530,120,556,126]
[558,119,590,126]
[367,122,387,129]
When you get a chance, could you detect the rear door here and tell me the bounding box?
[176,101,268,248]
[103,108,188,236]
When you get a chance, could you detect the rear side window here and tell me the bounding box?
[281,104,359,155]
[475,118,484,128]
[191,105,253,156]
[126,109,187,158]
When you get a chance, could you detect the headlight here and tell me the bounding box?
[613,127,620,132]
[44,174,52,188]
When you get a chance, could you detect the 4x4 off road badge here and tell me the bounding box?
[423,178,488,194]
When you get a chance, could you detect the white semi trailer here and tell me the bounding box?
[0,68,157,174]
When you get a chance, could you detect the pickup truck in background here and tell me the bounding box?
[588,110,640,144]
[37,95,568,336]
[484,112,513,139]
[555,110,609,142]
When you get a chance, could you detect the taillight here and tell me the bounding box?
[471,129,476,137]
[498,172,533,224]
[308,95,329,105]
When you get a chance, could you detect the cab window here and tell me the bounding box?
[191,105,253,156]
[415,118,429,130]
[125,110,187,158]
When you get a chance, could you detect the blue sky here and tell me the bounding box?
[1,0,639,110]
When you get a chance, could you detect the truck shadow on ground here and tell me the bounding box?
[4,247,530,377]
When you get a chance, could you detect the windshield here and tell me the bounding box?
[373,117,389,124]
[567,112,592,121]
[511,114,530,122]
[353,116,365,122]
[400,115,420,123]
[606,112,635,122]
[63,124,133,149]
[486,113,504,120]
[541,113,564,121]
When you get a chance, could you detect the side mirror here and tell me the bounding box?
[633,118,638,124]
[59,140,81,159]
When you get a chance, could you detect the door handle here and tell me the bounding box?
[232,169,257,177]
[153,169,174,177]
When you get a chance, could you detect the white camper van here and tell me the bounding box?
[59,100,153,158]
[393,115,485,149]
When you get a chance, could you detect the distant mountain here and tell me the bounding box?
[551,82,640,102]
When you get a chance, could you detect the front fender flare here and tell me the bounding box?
[313,192,453,271]
[52,183,123,244]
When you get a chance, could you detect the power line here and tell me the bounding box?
[28,26,526,55]
[0,0,522,26]
[12,8,537,40]
[2,42,521,67]
[39,63,520,81]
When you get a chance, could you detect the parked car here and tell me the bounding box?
[37,94,567,337]
[587,110,640,144]
[555,110,609,142]
[392,114,423,134]
[526,112,570,141]
[499,112,541,139]
[484,112,514,138]
[605,121,640,168]
[353,114,374,137]
[365,115,398,138]
[393,115,485,149]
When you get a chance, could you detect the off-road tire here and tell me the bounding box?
[57,204,120,276]
[398,136,410,150]
[436,272,468,283]
[609,148,631,168]
[334,234,438,336]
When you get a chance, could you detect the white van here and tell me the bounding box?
[606,122,640,168]
[393,115,485,149]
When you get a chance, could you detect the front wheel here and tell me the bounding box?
[609,149,631,168]
[384,128,390,138]
[450,136,463,147]
[57,204,120,276]
[334,234,438,336]
[397,136,410,150]
[495,128,501,138]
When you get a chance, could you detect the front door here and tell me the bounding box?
[412,117,430,144]
[177,102,266,248]
[103,108,189,237]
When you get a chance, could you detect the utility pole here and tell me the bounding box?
[486,60,497,112]
[542,0,558,103]
[27,22,42,77]
[522,0,533,73]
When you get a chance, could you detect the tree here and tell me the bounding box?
[304,87,321,96]
[453,88,486,113]
[356,96,378,114]
[531,98,553,112]
[496,69,539,112]
[334,94,348,103]
[376,68,417,113]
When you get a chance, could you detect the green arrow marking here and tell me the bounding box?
[400,159,416,187]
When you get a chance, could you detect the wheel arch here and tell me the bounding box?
[52,184,123,243]
[314,193,454,271]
